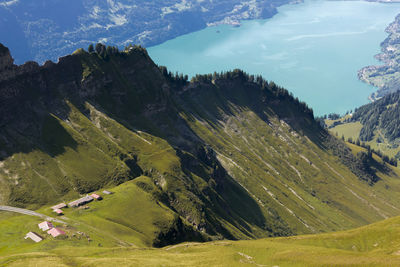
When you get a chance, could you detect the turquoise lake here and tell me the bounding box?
[148,0,400,115]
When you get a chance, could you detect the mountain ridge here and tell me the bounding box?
[1,43,400,249]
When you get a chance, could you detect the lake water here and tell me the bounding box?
[148,0,400,115]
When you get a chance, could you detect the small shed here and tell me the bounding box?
[38,221,53,231]
[47,228,66,238]
[90,193,102,200]
[25,232,43,243]
[53,208,63,215]
[103,190,113,195]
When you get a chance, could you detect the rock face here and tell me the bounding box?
[0,0,292,64]
[0,44,13,71]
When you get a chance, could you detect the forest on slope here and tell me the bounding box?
[329,82,400,162]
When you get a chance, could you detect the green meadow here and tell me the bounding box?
[2,211,400,266]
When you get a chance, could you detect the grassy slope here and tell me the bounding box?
[56,176,179,248]
[328,119,400,158]
[2,99,400,262]
[330,121,363,140]
[3,215,400,266]
[0,176,192,256]
[2,48,400,250]
[178,80,400,234]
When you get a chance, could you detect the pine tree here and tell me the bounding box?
[95,43,103,54]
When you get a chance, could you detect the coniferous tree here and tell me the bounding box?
[95,43,103,54]
[106,45,114,57]
[88,44,94,53]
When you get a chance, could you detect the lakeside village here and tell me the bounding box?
[24,190,113,243]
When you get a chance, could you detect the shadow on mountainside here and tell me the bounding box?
[0,45,276,241]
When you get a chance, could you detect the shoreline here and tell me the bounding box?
[357,13,400,100]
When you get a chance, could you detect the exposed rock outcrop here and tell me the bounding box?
[0,44,13,70]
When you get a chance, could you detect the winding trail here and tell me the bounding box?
[0,206,66,224]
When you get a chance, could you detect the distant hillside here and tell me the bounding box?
[0,0,291,64]
[2,43,400,248]
[358,13,400,99]
[329,90,400,160]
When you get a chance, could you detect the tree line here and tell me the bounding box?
[352,91,400,142]
[343,136,398,167]
[85,43,147,59]
[157,67,314,118]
